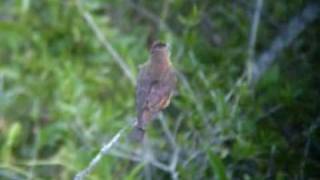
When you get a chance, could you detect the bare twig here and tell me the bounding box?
[182,150,202,167]
[247,0,263,83]
[74,128,126,180]
[161,0,170,21]
[126,0,170,31]
[76,0,135,85]
[266,145,276,178]
[173,114,185,139]
[0,165,29,180]
[143,142,152,180]
[250,2,320,85]
[159,115,177,148]
[110,147,173,172]
[158,115,180,180]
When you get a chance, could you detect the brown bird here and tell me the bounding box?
[131,41,177,141]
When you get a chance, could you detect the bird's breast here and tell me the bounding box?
[149,59,170,79]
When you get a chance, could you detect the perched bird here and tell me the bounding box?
[131,41,177,141]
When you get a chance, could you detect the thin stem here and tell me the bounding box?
[76,0,135,85]
[250,2,320,85]
[74,128,126,180]
[247,0,263,83]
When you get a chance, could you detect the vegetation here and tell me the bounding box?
[0,0,319,179]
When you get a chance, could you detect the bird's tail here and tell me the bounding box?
[129,126,145,142]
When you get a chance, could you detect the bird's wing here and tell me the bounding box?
[136,64,151,115]
[147,68,177,112]
[167,68,177,93]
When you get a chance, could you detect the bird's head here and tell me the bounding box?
[150,41,169,59]
[150,41,168,54]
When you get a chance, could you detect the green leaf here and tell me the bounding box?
[125,163,144,180]
[207,150,227,180]
[2,122,22,163]
[5,122,22,148]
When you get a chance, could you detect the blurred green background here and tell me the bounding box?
[0,0,319,179]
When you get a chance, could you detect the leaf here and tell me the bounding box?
[125,163,144,180]
[5,122,22,148]
[207,150,227,180]
[2,122,22,163]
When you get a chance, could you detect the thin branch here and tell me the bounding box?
[250,2,320,85]
[173,114,185,140]
[182,150,202,167]
[158,115,179,179]
[247,0,263,83]
[110,147,173,172]
[76,0,136,85]
[126,0,170,31]
[160,0,170,21]
[74,128,126,180]
[266,145,276,178]
[0,165,29,180]
[159,115,177,148]
[248,0,263,59]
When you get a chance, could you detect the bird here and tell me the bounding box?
[130,41,177,142]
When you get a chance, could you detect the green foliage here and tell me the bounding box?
[2,122,22,163]
[125,163,144,180]
[0,0,319,179]
[207,150,227,180]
